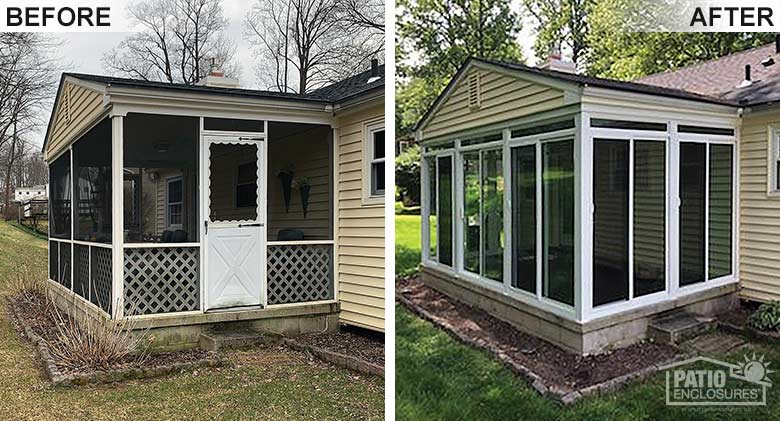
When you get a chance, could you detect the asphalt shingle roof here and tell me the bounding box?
[312,64,385,102]
[635,42,780,106]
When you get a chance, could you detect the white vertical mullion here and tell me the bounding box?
[578,112,593,321]
[450,151,457,269]
[478,149,484,276]
[199,117,206,312]
[502,129,511,291]
[69,145,75,292]
[260,124,269,307]
[332,126,339,305]
[88,245,92,301]
[536,141,543,300]
[111,115,125,320]
[435,156,441,262]
[732,134,739,281]
[705,142,710,281]
[421,156,430,262]
[668,122,680,297]
[628,139,635,300]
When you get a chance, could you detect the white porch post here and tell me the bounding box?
[575,112,593,322]
[111,114,125,320]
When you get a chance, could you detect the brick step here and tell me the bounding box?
[198,329,280,351]
[648,311,716,345]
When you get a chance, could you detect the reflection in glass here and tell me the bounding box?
[427,157,437,259]
[463,152,480,273]
[634,141,666,296]
[438,156,453,266]
[482,149,504,281]
[680,142,706,286]
[709,144,733,279]
[511,145,536,293]
[543,140,574,305]
[593,140,629,306]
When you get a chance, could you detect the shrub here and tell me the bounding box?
[396,144,421,205]
[396,245,421,278]
[748,301,780,332]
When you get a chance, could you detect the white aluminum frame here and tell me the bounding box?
[420,110,739,324]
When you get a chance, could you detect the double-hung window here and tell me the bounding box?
[166,177,183,229]
[364,121,385,202]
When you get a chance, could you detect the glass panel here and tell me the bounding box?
[49,150,71,239]
[236,162,258,208]
[482,149,504,281]
[373,130,385,159]
[463,152,480,273]
[510,119,575,138]
[123,113,199,243]
[680,142,706,286]
[593,140,629,306]
[210,143,258,222]
[511,145,536,293]
[427,157,437,259]
[438,156,453,267]
[709,144,733,279]
[678,125,734,136]
[461,132,502,147]
[267,122,333,241]
[590,119,667,132]
[203,117,264,132]
[371,162,385,196]
[73,119,111,243]
[634,141,666,296]
[543,140,574,305]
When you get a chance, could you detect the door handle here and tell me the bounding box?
[204,220,208,235]
[238,223,264,228]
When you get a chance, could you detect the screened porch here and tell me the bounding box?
[47,112,336,320]
[420,112,738,323]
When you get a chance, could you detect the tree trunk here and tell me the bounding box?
[3,119,18,219]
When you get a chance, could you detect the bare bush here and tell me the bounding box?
[46,301,152,372]
[6,263,46,301]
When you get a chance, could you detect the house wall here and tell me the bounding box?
[335,103,385,331]
[423,67,567,140]
[46,81,105,160]
[739,108,780,301]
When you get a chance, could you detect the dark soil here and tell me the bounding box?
[10,293,214,375]
[717,305,753,328]
[293,329,384,367]
[397,276,679,392]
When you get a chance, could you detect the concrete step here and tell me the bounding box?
[198,329,279,351]
[648,311,716,345]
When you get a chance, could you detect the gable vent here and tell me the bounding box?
[61,84,72,126]
[468,71,481,110]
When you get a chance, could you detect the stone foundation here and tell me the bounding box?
[420,265,738,355]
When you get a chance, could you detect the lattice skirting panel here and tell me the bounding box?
[90,247,112,314]
[73,244,89,300]
[267,244,334,305]
[58,243,71,289]
[49,240,58,280]
[123,247,200,316]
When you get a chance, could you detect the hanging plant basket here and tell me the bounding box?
[293,177,312,218]
[277,165,295,213]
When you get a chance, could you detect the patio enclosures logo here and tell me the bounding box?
[0,0,133,32]
[662,354,773,406]
[610,0,780,32]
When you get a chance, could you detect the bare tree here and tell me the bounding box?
[245,0,384,94]
[0,34,60,217]
[103,0,238,84]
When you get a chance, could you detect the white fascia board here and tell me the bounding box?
[332,91,384,117]
[581,86,740,126]
[63,75,108,94]
[105,86,337,126]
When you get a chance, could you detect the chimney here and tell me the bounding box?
[539,42,576,74]
[196,58,240,89]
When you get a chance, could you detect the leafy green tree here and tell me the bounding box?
[526,0,592,68]
[395,143,421,205]
[396,0,524,136]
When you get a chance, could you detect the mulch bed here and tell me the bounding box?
[397,276,683,403]
[7,294,225,386]
[284,329,384,377]
[716,302,780,343]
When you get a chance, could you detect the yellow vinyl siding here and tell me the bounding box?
[336,103,385,331]
[423,68,566,139]
[740,109,780,301]
[46,82,104,160]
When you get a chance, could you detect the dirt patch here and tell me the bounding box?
[397,276,679,393]
[292,329,384,367]
[717,305,752,328]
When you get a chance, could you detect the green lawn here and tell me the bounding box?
[394,214,780,420]
[395,214,422,277]
[0,221,383,420]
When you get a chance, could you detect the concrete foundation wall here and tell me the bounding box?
[420,265,738,354]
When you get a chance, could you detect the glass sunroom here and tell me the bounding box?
[417,59,739,354]
[44,74,340,343]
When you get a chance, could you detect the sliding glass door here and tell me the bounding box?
[708,144,733,279]
[511,145,536,293]
[542,140,574,306]
[438,155,454,267]
[680,143,706,286]
[633,141,666,296]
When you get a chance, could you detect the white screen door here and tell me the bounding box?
[203,136,266,310]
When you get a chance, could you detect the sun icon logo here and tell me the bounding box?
[734,353,774,385]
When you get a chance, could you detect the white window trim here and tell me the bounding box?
[767,125,780,197]
[165,176,183,230]
[362,119,385,205]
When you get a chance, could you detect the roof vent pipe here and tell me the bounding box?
[776,34,780,53]
[370,58,379,77]
[746,64,751,81]
[738,64,753,88]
